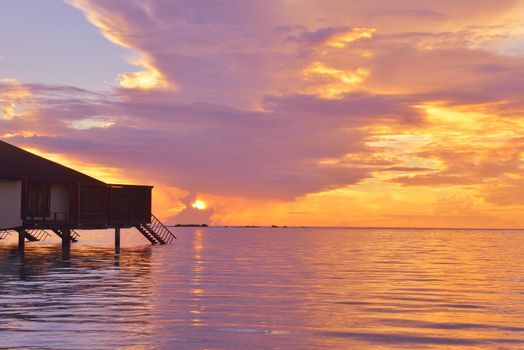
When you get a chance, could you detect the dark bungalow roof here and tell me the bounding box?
[0,140,105,185]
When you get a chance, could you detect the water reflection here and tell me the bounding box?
[190,228,205,327]
[0,243,156,349]
[2,228,524,349]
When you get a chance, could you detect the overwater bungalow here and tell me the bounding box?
[0,140,175,250]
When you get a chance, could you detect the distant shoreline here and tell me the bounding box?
[167,225,524,231]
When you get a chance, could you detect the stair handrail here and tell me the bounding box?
[151,214,177,243]
[71,230,80,240]
[32,229,51,241]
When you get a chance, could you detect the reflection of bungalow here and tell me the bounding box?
[0,140,175,249]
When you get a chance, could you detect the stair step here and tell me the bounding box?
[15,229,50,242]
[142,225,166,244]
[52,229,79,243]
[136,215,176,245]
[136,225,159,244]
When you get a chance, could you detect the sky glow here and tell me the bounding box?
[1,0,524,227]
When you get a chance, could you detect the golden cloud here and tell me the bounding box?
[303,61,369,98]
[327,27,376,48]
[0,79,32,120]
[118,59,175,91]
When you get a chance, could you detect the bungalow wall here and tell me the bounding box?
[78,185,152,228]
[49,184,69,221]
[21,181,72,223]
[0,179,22,229]
[13,181,151,229]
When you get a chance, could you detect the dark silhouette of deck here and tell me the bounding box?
[0,140,176,258]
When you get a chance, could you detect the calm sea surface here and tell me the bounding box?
[1,227,524,349]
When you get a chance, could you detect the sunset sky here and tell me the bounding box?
[1,0,524,227]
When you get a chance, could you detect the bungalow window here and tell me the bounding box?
[25,182,51,218]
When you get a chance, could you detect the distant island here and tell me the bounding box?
[173,224,209,227]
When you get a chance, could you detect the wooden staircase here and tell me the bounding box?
[136,214,176,245]
[5,229,79,243]
[52,229,80,243]
[0,230,11,239]
[15,228,51,242]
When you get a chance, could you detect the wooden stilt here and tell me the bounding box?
[18,229,25,251]
[115,227,121,254]
[61,228,71,260]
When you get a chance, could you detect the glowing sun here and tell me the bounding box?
[191,199,208,210]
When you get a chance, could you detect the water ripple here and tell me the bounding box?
[1,227,524,349]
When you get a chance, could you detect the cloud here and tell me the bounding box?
[285,26,376,48]
[392,174,476,186]
[379,166,434,172]
[372,9,451,20]
[483,176,524,206]
[0,79,33,120]
[4,88,405,199]
[169,194,214,225]
[118,58,174,90]
[2,0,524,225]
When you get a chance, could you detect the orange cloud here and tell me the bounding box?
[302,62,369,98]
[327,27,376,48]
[0,79,32,120]
[118,58,175,91]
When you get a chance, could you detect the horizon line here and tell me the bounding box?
[169,224,524,231]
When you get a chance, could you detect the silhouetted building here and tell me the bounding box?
[0,140,175,247]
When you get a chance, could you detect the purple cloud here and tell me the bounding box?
[1,0,523,221]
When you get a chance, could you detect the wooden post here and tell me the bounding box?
[115,227,121,254]
[18,229,25,251]
[61,228,71,260]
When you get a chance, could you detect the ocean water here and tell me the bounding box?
[1,227,524,349]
